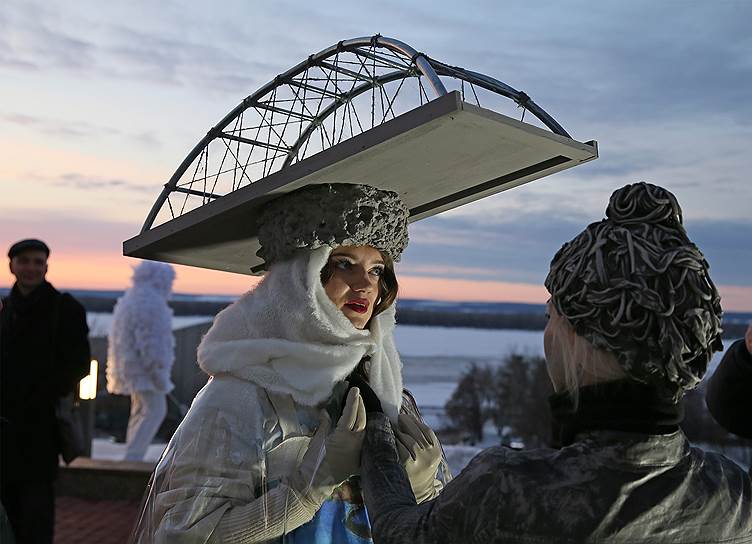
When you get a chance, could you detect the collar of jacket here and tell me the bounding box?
[8,280,58,314]
[549,379,685,448]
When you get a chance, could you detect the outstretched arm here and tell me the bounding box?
[362,412,461,544]
[706,325,752,439]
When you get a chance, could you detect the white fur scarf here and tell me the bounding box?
[197,247,403,422]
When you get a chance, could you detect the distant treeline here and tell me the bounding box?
[78,296,231,316]
[395,308,547,331]
[78,296,747,338]
[395,309,748,338]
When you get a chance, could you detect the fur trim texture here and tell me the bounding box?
[197,246,403,421]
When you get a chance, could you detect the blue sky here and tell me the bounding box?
[2,0,751,308]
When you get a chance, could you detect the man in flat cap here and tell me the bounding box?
[1,239,90,543]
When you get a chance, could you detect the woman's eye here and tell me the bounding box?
[334,259,353,270]
[370,267,384,277]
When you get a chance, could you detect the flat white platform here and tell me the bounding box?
[124,91,597,274]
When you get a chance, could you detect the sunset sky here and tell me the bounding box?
[2,1,751,310]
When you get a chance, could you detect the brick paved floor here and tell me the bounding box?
[55,496,141,544]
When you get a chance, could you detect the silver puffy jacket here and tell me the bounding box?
[363,414,752,543]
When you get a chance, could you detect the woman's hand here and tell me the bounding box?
[210,389,367,543]
[293,386,367,500]
[393,413,442,503]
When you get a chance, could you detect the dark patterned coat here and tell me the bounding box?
[362,413,752,543]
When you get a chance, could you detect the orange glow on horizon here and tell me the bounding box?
[1,251,751,312]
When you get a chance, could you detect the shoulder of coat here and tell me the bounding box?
[59,292,86,314]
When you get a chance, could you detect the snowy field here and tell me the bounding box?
[87,314,738,414]
[396,326,544,417]
[395,326,737,424]
[87,318,746,471]
[87,312,212,336]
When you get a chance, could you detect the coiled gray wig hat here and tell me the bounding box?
[256,183,409,266]
[545,182,723,400]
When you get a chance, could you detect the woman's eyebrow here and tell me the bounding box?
[331,252,384,266]
[331,252,356,259]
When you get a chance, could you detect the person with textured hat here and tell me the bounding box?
[359,182,752,543]
[1,239,91,543]
[130,184,449,543]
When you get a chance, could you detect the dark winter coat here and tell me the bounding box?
[362,384,752,543]
[706,339,752,439]
[0,281,90,482]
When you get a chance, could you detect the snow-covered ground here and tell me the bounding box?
[443,445,483,476]
[396,326,737,423]
[86,319,746,472]
[87,312,213,337]
[86,316,739,414]
[87,317,739,418]
[394,326,544,358]
[92,437,166,463]
[396,326,545,425]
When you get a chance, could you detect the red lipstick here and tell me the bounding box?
[344,298,369,314]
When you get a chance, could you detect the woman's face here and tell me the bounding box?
[324,245,384,329]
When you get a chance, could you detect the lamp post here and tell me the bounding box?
[78,360,98,457]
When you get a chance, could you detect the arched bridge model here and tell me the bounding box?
[125,34,598,274]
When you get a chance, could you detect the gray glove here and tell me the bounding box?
[394,413,442,503]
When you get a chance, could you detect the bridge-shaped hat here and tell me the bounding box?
[124,35,598,275]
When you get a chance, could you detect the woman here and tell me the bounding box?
[360,182,752,543]
[131,183,448,543]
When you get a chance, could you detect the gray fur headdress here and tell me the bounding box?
[545,182,723,399]
[256,183,409,266]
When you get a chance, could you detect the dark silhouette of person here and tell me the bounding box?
[706,324,752,439]
[1,239,90,543]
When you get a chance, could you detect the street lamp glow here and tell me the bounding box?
[79,360,98,400]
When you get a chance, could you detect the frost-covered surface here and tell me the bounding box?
[399,331,736,411]
[85,320,746,467]
[87,313,212,337]
[394,326,544,358]
[86,319,737,409]
[397,326,545,416]
[442,445,483,476]
[92,437,166,463]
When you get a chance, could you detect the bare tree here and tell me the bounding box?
[493,354,553,448]
[445,364,495,443]
[445,355,553,447]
